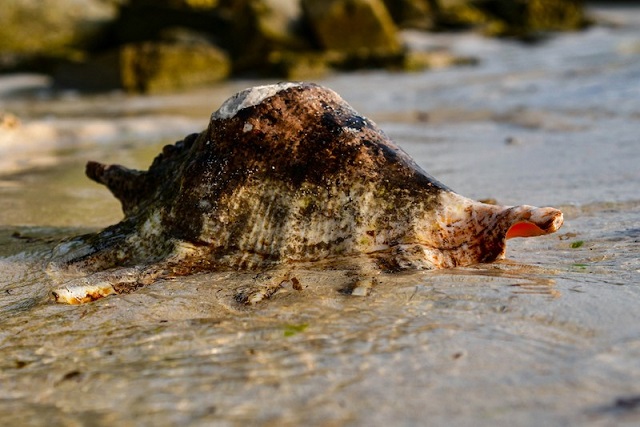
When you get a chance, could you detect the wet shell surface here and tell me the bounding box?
[48,82,563,304]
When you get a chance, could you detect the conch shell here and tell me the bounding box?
[48,83,563,304]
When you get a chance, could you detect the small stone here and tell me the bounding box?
[350,278,375,296]
[505,136,522,146]
[0,112,20,129]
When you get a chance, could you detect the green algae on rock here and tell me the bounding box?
[302,0,401,54]
[47,82,563,304]
[55,39,231,93]
[433,0,588,37]
[0,0,116,57]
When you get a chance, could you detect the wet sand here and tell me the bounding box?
[1,5,640,427]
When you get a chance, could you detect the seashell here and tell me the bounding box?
[48,82,563,304]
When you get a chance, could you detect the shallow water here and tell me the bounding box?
[1,5,640,427]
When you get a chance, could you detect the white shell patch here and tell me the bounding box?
[213,82,301,120]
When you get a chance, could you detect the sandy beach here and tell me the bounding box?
[1,4,640,426]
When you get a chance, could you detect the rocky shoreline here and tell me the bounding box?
[1,0,588,93]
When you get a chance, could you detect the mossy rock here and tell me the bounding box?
[115,0,311,75]
[265,50,331,80]
[382,0,437,30]
[219,0,314,73]
[120,42,231,93]
[113,0,224,45]
[302,0,402,54]
[435,0,587,36]
[479,0,588,37]
[527,0,586,31]
[250,0,309,49]
[431,2,493,30]
[0,0,116,55]
[55,40,231,93]
[0,0,117,72]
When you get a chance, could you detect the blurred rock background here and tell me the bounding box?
[0,0,588,93]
